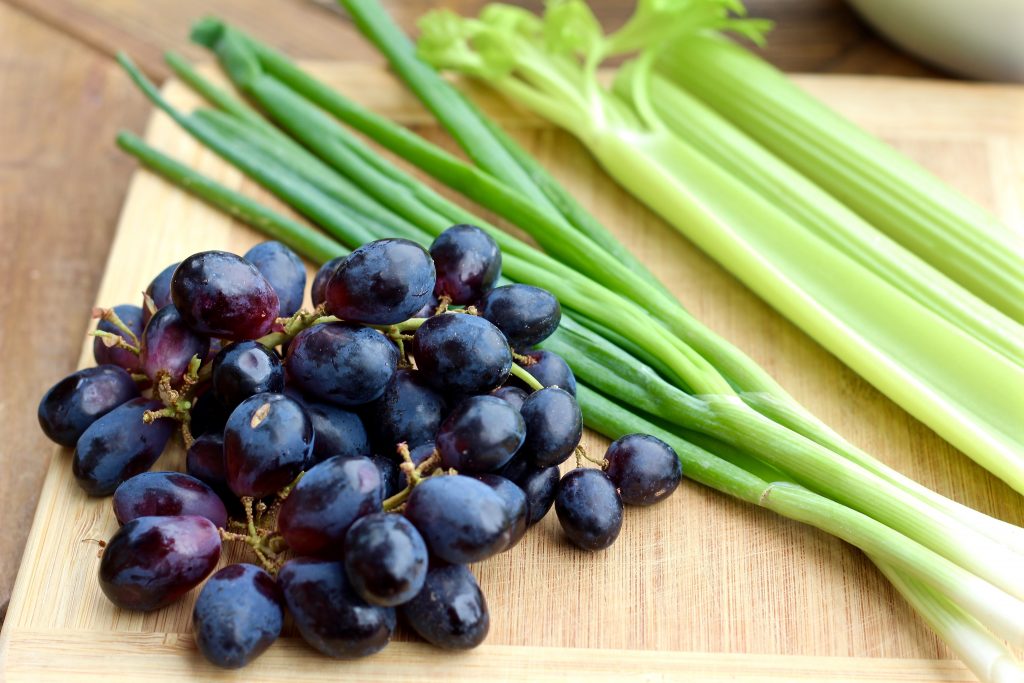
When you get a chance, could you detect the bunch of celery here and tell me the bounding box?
[411,0,1024,495]
[109,4,1024,678]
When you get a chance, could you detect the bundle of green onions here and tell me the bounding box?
[412,0,1024,495]
[110,1,1024,679]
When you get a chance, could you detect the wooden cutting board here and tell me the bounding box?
[1,63,1022,682]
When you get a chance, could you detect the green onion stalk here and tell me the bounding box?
[118,133,1024,681]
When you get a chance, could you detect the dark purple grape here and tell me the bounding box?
[92,304,144,372]
[142,261,179,325]
[435,396,524,473]
[140,305,210,386]
[290,394,370,465]
[368,369,447,453]
[510,350,576,395]
[112,471,228,528]
[278,557,396,658]
[404,475,510,564]
[497,455,560,526]
[38,366,140,447]
[605,434,682,506]
[223,393,313,498]
[555,469,623,551]
[311,256,344,309]
[325,238,435,325]
[475,474,528,551]
[212,341,285,411]
[477,284,560,348]
[429,224,501,304]
[490,385,528,411]
[277,455,381,557]
[193,563,283,669]
[186,433,226,488]
[72,398,176,496]
[171,251,279,341]
[411,292,440,318]
[401,564,488,650]
[370,455,401,499]
[286,323,398,407]
[188,391,229,438]
[519,387,582,468]
[411,314,511,395]
[244,241,306,317]
[343,513,428,607]
[98,515,221,611]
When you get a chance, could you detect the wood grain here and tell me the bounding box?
[1,63,1021,680]
[0,0,946,632]
[0,2,150,624]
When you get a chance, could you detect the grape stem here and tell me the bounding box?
[510,362,544,391]
[575,444,607,469]
[93,306,141,347]
[90,330,141,355]
[383,443,442,511]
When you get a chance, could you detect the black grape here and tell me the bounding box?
[429,224,501,304]
[510,350,576,395]
[519,387,582,468]
[38,365,140,447]
[140,305,210,385]
[277,455,382,557]
[604,434,682,506]
[490,385,528,411]
[92,304,144,372]
[186,433,226,487]
[244,241,306,317]
[404,475,510,564]
[411,314,511,395]
[401,564,489,650]
[498,455,561,526]
[212,341,285,411]
[278,557,396,658]
[188,390,229,438]
[171,250,279,341]
[72,398,176,496]
[223,393,313,498]
[289,392,371,465]
[325,238,435,325]
[477,284,560,348]
[555,469,623,551]
[98,515,221,611]
[475,474,528,551]
[310,255,344,309]
[193,563,283,669]
[142,261,179,325]
[286,322,398,407]
[368,369,447,453]
[435,396,524,473]
[112,471,228,528]
[343,512,428,606]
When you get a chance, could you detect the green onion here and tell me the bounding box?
[411,0,1024,494]
[658,34,1024,324]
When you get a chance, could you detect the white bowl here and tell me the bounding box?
[847,0,1024,82]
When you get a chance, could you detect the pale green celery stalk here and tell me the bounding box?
[620,67,1024,367]
[580,386,1024,649]
[658,35,1024,323]
[873,558,1024,683]
[413,11,1024,494]
[546,323,1024,598]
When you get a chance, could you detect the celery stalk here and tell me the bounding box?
[658,35,1024,324]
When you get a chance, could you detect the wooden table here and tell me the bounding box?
[0,0,943,626]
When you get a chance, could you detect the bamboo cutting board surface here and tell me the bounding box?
[1,64,1022,682]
